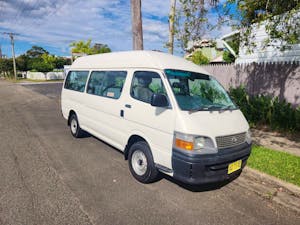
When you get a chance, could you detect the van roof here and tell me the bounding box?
[70,50,209,74]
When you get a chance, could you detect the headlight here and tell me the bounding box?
[194,137,215,150]
[174,131,217,154]
[246,129,252,144]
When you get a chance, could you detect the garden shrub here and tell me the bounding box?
[229,86,300,132]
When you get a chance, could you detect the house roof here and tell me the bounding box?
[71,50,210,74]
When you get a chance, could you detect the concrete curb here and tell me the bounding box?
[244,167,300,196]
[18,81,64,85]
[237,167,300,214]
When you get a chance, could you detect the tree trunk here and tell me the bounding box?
[168,0,176,54]
[131,0,143,50]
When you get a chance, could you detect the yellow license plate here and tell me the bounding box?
[228,160,242,174]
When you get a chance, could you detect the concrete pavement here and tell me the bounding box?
[0,80,299,225]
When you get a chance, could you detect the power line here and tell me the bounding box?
[2,32,19,81]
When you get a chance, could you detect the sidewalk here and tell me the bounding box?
[238,128,300,214]
[251,128,300,157]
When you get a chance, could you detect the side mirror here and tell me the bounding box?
[151,93,169,107]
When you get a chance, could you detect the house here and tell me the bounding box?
[185,39,226,63]
[222,12,300,64]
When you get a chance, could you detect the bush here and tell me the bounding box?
[229,86,300,132]
[223,50,235,63]
[189,51,210,65]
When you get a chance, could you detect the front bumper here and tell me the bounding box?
[172,143,251,185]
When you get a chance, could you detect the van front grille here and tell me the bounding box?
[216,132,246,149]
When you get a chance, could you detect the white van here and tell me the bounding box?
[61,51,251,185]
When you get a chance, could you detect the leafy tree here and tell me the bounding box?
[54,57,71,69]
[30,58,53,72]
[223,50,235,63]
[0,58,13,77]
[41,53,56,67]
[175,0,219,51]
[16,54,29,71]
[224,0,300,49]
[70,39,111,55]
[26,46,49,58]
[93,43,111,53]
[189,50,210,65]
[70,39,93,54]
[223,38,240,63]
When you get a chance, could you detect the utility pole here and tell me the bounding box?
[168,0,176,54]
[0,44,2,58]
[131,0,143,50]
[2,32,18,81]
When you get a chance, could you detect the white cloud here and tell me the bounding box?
[0,0,231,56]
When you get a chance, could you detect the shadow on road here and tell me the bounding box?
[161,173,241,192]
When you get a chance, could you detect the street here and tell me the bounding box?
[0,80,299,225]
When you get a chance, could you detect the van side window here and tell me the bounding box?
[64,71,89,92]
[131,71,167,104]
[87,71,127,99]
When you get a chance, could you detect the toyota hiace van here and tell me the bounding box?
[61,51,251,185]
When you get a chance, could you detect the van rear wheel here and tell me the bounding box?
[128,141,159,183]
[69,114,84,138]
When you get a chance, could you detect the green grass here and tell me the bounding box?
[248,146,300,186]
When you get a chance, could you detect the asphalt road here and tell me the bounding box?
[0,81,299,225]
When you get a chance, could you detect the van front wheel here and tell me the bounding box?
[69,114,84,138]
[128,141,159,183]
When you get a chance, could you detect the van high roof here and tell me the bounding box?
[71,50,209,75]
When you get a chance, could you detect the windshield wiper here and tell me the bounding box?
[188,107,208,114]
[188,105,236,114]
[220,105,235,111]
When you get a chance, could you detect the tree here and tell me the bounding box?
[189,50,210,65]
[131,0,143,50]
[223,38,240,63]
[26,46,49,58]
[54,57,71,69]
[70,39,93,54]
[175,0,219,51]
[224,0,300,49]
[168,0,177,54]
[16,54,29,71]
[93,43,111,53]
[0,58,13,77]
[70,39,111,55]
[30,59,54,72]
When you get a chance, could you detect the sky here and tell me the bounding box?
[0,0,233,57]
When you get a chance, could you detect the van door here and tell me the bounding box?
[124,70,176,169]
[83,70,128,150]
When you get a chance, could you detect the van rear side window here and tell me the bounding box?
[64,71,89,92]
[87,71,127,99]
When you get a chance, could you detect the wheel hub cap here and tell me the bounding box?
[131,150,147,176]
[71,119,77,134]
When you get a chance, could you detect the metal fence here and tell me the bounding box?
[201,62,300,107]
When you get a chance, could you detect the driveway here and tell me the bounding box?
[0,81,299,225]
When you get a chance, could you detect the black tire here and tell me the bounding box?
[69,113,84,138]
[128,141,159,183]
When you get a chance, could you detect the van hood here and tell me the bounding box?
[175,109,249,139]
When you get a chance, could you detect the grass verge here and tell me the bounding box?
[247,146,300,186]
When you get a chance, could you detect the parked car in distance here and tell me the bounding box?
[61,51,252,185]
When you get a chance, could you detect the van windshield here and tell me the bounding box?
[164,69,237,112]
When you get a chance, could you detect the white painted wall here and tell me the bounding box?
[236,12,300,64]
[26,71,64,80]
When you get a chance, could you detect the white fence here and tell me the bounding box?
[26,71,65,80]
[201,62,300,106]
